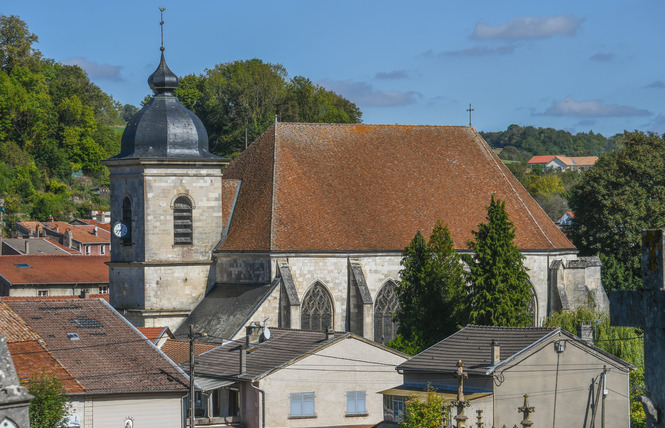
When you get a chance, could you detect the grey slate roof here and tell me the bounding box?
[398,325,557,374]
[186,328,353,381]
[174,283,276,342]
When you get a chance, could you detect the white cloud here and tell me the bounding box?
[318,79,421,107]
[62,57,123,81]
[543,97,651,118]
[472,15,583,40]
[375,70,409,80]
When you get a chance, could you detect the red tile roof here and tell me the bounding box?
[0,255,109,285]
[219,124,574,252]
[9,341,85,393]
[528,155,563,164]
[160,339,220,364]
[570,156,598,166]
[74,218,111,232]
[18,221,110,244]
[137,326,172,344]
[5,299,189,394]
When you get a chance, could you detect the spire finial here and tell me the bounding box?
[159,7,166,52]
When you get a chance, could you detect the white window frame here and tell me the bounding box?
[392,396,405,422]
[38,290,48,297]
[99,286,108,294]
[100,245,105,255]
[346,390,367,416]
[289,392,316,418]
[85,245,91,255]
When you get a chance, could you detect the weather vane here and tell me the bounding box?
[159,7,166,51]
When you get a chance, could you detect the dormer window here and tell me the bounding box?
[173,196,193,245]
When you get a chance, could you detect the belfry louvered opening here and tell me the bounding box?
[174,196,193,245]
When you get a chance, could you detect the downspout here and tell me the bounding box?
[250,381,265,428]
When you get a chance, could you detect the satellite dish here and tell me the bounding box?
[263,326,271,340]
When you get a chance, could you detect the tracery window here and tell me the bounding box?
[301,282,333,331]
[173,196,193,245]
[374,280,399,344]
[122,197,132,245]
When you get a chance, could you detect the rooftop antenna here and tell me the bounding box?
[159,7,166,51]
[467,103,474,127]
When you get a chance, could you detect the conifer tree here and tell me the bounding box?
[466,195,532,326]
[394,221,466,353]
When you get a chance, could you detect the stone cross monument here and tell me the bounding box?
[452,360,470,428]
[610,229,665,427]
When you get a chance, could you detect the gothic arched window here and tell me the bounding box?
[173,196,193,245]
[301,282,333,331]
[122,196,132,245]
[374,280,399,344]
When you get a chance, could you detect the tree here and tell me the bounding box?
[393,221,466,353]
[402,389,447,428]
[466,195,532,326]
[568,131,665,291]
[27,370,70,428]
[0,15,41,73]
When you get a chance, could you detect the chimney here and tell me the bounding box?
[578,324,594,345]
[239,344,247,375]
[491,339,500,365]
[245,321,263,347]
[325,326,334,341]
[93,226,98,236]
[24,240,29,254]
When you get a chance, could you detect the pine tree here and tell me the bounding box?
[394,221,466,353]
[466,195,532,326]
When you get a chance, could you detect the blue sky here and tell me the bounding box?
[6,1,665,137]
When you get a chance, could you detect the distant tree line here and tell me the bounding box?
[481,124,623,162]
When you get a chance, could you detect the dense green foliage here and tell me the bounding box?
[465,196,533,326]
[402,389,448,428]
[568,131,665,291]
[174,59,362,156]
[546,306,645,428]
[392,221,467,354]
[0,15,122,224]
[481,124,621,161]
[27,370,70,428]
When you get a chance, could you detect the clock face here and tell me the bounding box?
[113,222,128,238]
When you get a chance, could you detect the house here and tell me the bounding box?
[528,155,598,171]
[0,334,33,428]
[185,323,407,428]
[105,49,607,342]
[555,211,574,227]
[0,297,190,428]
[0,255,109,297]
[16,220,110,256]
[2,237,79,255]
[383,325,633,427]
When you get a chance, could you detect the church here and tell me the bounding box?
[104,50,608,344]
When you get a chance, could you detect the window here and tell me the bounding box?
[100,245,105,255]
[85,246,91,255]
[289,392,315,418]
[99,286,108,294]
[300,282,333,331]
[122,197,132,246]
[374,281,399,344]
[392,396,405,422]
[346,391,367,416]
[38,290,48,297]
[173,196,193,245]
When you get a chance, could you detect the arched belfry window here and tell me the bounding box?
[173,196,193,245]
[301,282,333,331]
[122,196,132,245]
[374,280,399,344]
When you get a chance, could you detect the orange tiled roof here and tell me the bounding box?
[161,339,220,364]
[18,221,110,244]
[137,326,172,344]
[9,341,85,393]
[219,124,574,252]
[0,255,109,285]
[528,155,564,164]
[570,156,598,166]
[75,218,111,232]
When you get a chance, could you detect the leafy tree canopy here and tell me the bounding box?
[392,221,466,354]
[27,370,70,428]
[568,131,665,291]
[465,195,533,326]
[402,389,448,428]
[174,59,362,156]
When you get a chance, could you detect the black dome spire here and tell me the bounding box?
[111,50,219,161]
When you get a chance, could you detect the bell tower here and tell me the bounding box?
[103,39,227,328]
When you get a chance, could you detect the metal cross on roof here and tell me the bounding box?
[159,7,166,51]
[467,103,474,127]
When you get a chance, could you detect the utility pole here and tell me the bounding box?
[189,325,207,428]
